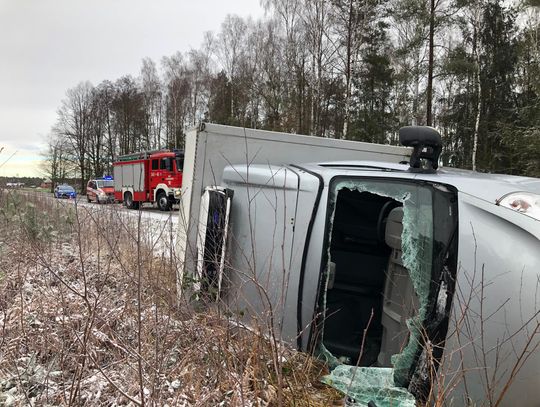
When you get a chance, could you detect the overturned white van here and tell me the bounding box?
[177,123,540,406]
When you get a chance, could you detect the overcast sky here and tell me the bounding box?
[0,0,264,177]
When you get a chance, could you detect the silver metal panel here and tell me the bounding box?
[443,192,540,405]
[418,168,540,205]
[177,127,206,288]
[220,165,322,343]
[134,162,145,192]
[283,168,323,343]
[201,123,411,159]
[115,162,145,192]
[297,185,329,351]
[113,166,122,191]
[122,165,131,187]
[221,165,300,340]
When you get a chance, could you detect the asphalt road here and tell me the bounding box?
[11,189,179,256]
[19,189,178,216]
[62,193,178,212]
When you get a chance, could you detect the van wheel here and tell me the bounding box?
[157,191,171,211]
[124,192,139,209]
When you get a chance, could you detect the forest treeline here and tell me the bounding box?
[44,0,540,191]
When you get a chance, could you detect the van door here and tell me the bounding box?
[195,186,234,299]
[220,165,301,341]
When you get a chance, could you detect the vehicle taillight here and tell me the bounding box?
[497,192,540,221]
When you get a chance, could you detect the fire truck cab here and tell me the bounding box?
[113,149,184,210]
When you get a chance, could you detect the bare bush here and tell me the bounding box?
[0,190,342,406]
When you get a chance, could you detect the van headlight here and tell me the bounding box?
[497,192,540,221]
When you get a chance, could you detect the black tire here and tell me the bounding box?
[87,195,91,203]
[157,191,171,211]
[124,192,139,209]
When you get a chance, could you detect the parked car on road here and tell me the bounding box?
[54,184,76,199]
[86,177,115,203]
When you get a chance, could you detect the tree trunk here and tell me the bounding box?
[472,18,482,171]
[426,0,436,127]
[342,0,354,139]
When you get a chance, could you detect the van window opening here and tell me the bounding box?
[317,178,458,404]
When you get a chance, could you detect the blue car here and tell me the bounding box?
[54,184,77,199]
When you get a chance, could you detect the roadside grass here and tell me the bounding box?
[0,189,343,406]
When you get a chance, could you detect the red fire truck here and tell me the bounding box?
[113,149,184,210]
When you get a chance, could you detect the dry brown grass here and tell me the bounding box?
[0,190,343,406]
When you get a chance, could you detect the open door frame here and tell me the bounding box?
[195,186,234,299]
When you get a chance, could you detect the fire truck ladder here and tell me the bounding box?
[116,149,183,162]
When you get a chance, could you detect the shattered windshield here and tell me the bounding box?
[318,177,457,405]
